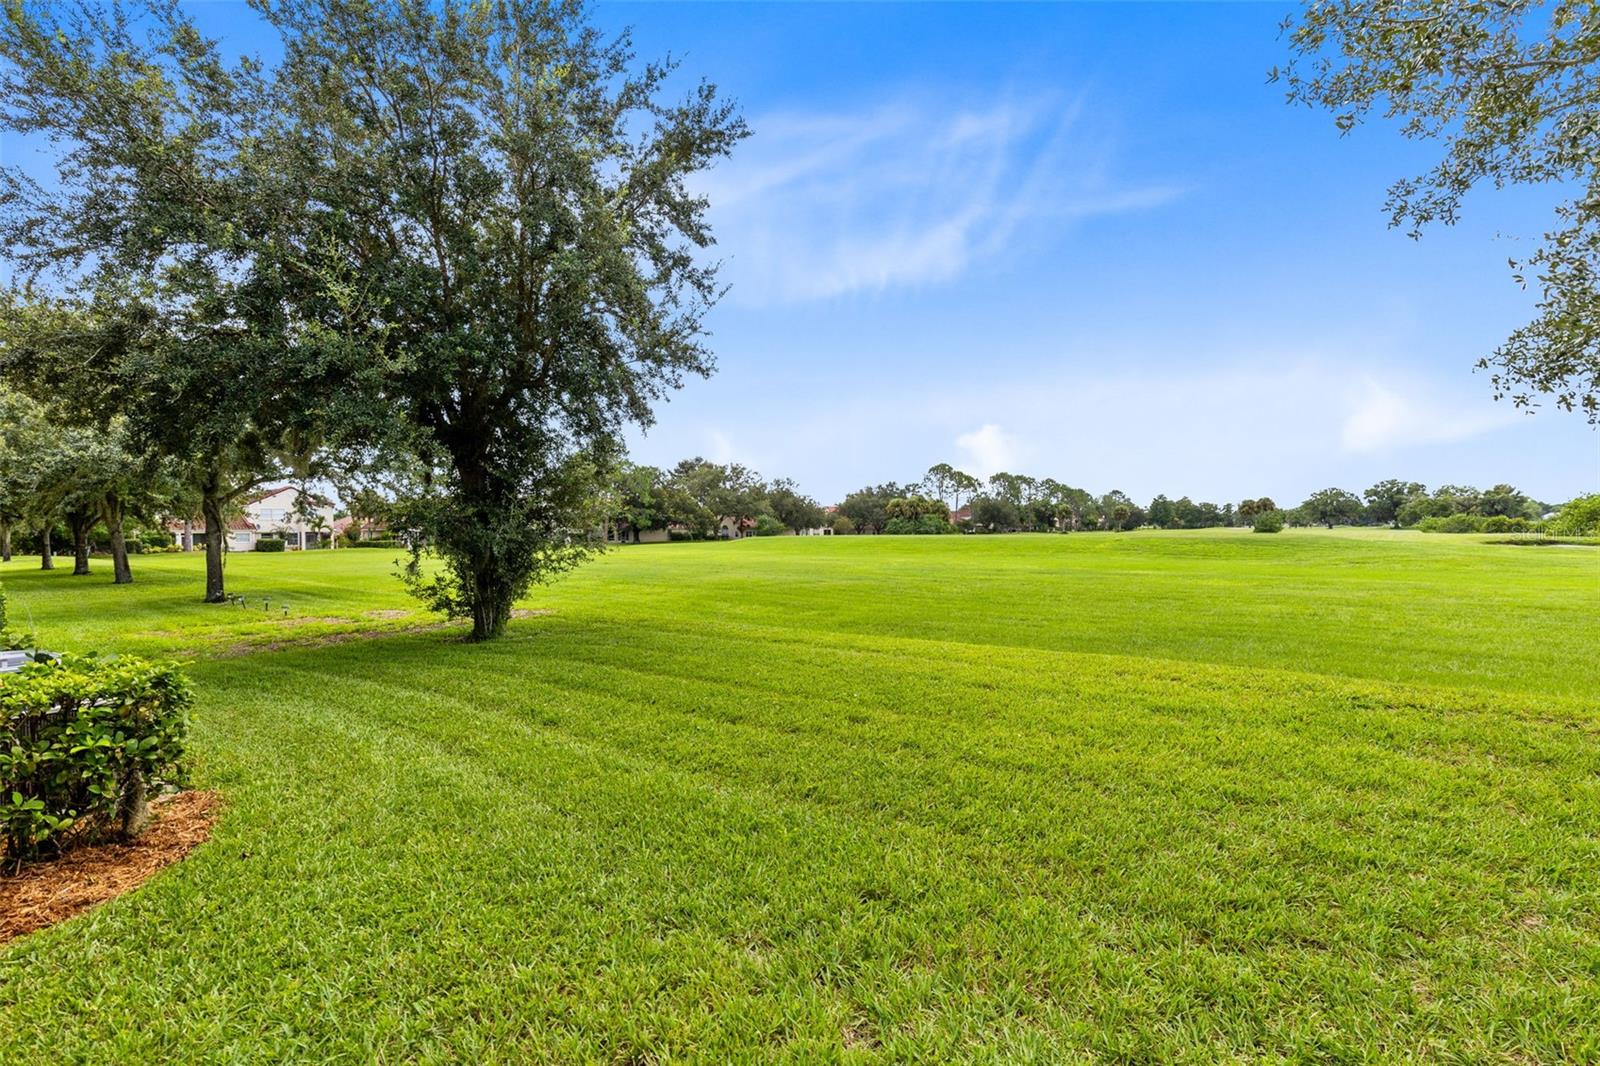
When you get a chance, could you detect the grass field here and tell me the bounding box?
[1,530,1597,1062]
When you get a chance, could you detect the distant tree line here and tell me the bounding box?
[828,466,1572,535]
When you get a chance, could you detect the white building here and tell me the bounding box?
[169,486,341,552]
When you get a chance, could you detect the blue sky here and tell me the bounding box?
[595,1,1597,506]
[6,2,1596,506]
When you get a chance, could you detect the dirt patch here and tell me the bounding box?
[362,609,411,620]
[215,621,459,657]
[0,790,220,945]
[511,609,554,620]
[842,1020,879,1051]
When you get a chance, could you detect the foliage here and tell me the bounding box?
[1363,480,1425,527]
[752,515,786,537]
[884,495,949,522]
[766,480,824,533]
[0,10,341,604]
[1416,513,1487,533]
[0,0,747,633]
[395,449,607,634]
[830,515,855,536]
[1276,0,1600,420]
[921,463,981,515]
[0,654,191,862]
[662,460,769,540]
[1548,492,1600,535]
[838,483,909,535]
[884,515,957,535]
[969,495,1021,532]
[1252,509,1286,533]
[254,539,286,553]
[255,0,746,641]
[1300,487,1364,528]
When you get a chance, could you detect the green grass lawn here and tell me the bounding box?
[1,530,1597,1062]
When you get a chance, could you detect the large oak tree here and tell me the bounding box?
[261,0,746,638]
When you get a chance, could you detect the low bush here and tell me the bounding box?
[1549,493,1600,537]
[885,516,958,535]
[139,530,173,551]
[831,516,856,536]
[1416,514,1486,533]
[1252,510,1285,533]
[349,537,403,549]
[754,515,786,537]
[254,538,286,552]
[0,655,192,863]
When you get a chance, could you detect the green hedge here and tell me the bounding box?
[1252,510,1285,533]
[1414,514,1536,534]
[884,516,957,535]
[255,538,286,552]
[0,654,192,861]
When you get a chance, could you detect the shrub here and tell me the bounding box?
[0,655,192,862]
[754,515,786,537]
[254,538,286,552]
[0,582,35,651]
[1252,510,1285,533]
[885,515,958,535]
[831,516,855,536]
[350,536,402,549]
[1416,514,1486,533]
[1549,493,1600,536]
[1481,515,1513,533]
[139,530,173,551]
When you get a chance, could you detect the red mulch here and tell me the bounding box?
[0,790,220,944]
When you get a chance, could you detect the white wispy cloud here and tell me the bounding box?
[1338,378,1519,453]
[699,93,1181,305]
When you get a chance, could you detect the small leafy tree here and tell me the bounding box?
[1252,509,1286,534]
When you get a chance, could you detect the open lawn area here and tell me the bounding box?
[1,530,1597,1062]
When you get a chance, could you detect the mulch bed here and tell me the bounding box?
[0,790,220,945]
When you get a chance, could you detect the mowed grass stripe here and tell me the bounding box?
[135,625,1600,1055]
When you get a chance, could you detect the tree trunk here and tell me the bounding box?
[468,546,511,641]
[70,512,92,575]
[39,527,53,570]
[106,493,133,584]
[0,520,10,562]
[118,770,150,839]
[201,491,227,602]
